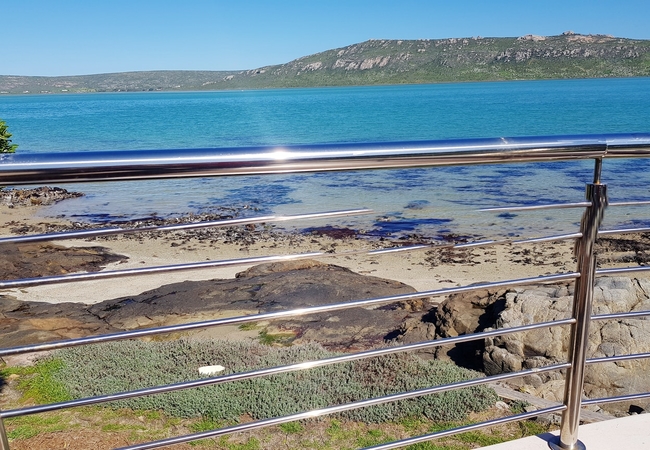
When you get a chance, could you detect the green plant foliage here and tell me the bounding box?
[190,417,226,433]
[258,330,295,346]
[355,428,394,447]
[47,339,496,425]
[509,400,531,414]
[225,437,261,450]
[518,419,549,437]
[455,430,506,446]
[0,119,18,153]
[406,442,465,450]
[5,415,68,440]
[278,421,304,434]
[1,359,70,404]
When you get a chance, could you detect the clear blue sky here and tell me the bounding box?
[5,0,650,76]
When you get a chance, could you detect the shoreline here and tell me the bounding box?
[1,202,581,306]
[2,193,648,307]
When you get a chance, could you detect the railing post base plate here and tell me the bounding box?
[548,437,586,450]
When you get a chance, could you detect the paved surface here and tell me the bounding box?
[483,413,650,449]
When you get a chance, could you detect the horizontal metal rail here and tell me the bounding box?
[582,392,650,407]
[0,318,574,419]
[0,209,372,245]
[598,226,650,236]
[0,230,582,290]
[479,201,592,212]
[1,133,648,186]
[363,405,567,450]
[115,363,570,450]
[592,310,650,321]
[608,200,650,207]
[3,133,650,450]
[596,266,650,277]
[0,251,326,289]
[602,133,650,157]
[480,199,650,213]
[0,271,580,357]
[0,134,635,185]
[586,352,650,365]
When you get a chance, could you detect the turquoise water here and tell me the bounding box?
[1,78,650,239]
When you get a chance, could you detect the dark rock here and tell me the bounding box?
[596,234,650,265]
[302,226,358,239]
[0,187,82,207]
[394,287,508,366]
[89,259,425,350]
[0,297,118,349]
[2,260,427,352]
[0,243,127,280]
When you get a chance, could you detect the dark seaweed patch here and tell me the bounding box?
[372,217,453,234]
[405,200,431,210]
[198,182,301,214]
[303,226,358,239]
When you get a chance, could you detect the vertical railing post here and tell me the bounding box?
[550,159,607,450]
[0,415,9,450]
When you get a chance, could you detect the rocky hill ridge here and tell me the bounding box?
[2,32,649,94]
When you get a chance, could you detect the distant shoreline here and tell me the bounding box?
[6,76,650,97]
[2,34,649,94]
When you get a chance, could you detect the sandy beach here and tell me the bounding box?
[0,201,582,306]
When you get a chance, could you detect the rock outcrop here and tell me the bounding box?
[1,259,430,352]
[398,277,650,415]
[0,187,82,207]
[0,243,127,280]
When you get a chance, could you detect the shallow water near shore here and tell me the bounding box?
[2,78,650,239]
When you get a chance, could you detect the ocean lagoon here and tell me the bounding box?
[2,78,650,239]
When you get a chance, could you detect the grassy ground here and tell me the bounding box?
[0,360,554,450]
[1,405,551,450]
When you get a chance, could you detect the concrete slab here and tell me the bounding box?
[482,413,650,449]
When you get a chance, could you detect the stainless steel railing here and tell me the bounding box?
[0,134,641,185]
[1,133,650,450]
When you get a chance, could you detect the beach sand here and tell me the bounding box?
[0,204,581,306]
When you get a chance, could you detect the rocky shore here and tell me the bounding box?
[0,186,83,208]
[2,188,650,417]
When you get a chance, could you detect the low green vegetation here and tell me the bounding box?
[5,414,69,440]
[0,339,555,448]
[44,339,496,423]
[257,329,296,346]
[1,359,69,404]
[237,323,259,331]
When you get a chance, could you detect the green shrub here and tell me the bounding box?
[49,340,496,423]
[0,119,18,154]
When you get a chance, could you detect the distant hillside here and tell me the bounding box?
[2,32,650,94]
